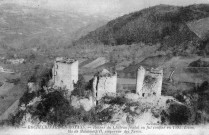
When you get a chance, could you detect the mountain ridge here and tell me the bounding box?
[75,4,209,55]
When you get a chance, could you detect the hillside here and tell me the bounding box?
[0,3,107,52]
[187,17,209,40]
[76,4,209,54]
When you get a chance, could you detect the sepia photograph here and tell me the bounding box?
[0,0,209,135]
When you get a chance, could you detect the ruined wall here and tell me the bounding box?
[52,59,78,93]
[149,68,163,96]
[92,69,117,103]
[136,66,146,95]
[70,61,79,84]
[136,67,163,97]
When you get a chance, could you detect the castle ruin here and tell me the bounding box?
[92,69,117,104]
[136,66,163,97]
[52,57,162,102]
[52,57,78,93]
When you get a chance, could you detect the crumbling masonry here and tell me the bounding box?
[136,66,163,97]
[52,57,162,103]
[92,69,117,104]
[52,57,78,93]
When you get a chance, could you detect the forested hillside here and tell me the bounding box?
[76,4,209,55]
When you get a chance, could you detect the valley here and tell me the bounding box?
[0,2,209,129]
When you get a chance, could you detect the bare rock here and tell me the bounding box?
[124,93,139,102]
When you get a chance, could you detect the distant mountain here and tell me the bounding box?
[71,20,107,41]
[76,4,209,55]
[0,3,108,51]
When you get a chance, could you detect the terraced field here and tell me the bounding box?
[0,65,23,118]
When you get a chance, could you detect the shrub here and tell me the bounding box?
[189,59,209,67]
[167,104,191,125]
[72,75,88,97]
[108,97,127,105]
[33,90,71,126]
[0,82,4,87]
[95,108,113,123]
[10,110,26,126]
[19,91,36,105]
[6,78,20,85]
[197,81,209,93]
[28,64,52,88]
[174,93,185,103]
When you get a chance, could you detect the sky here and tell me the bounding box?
[2,0,209,17]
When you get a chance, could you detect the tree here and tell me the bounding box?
[34,91,71,126]
[168,104,191,125]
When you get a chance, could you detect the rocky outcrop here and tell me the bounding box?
[28,82,40,93]
[96,95,187,125]
[71,95,95,112]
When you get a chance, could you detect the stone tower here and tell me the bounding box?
[136,66,163,97]
[52,57,78,93]
[148,68,163,97]
[136,66,146,95]
[92,69,117,104]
